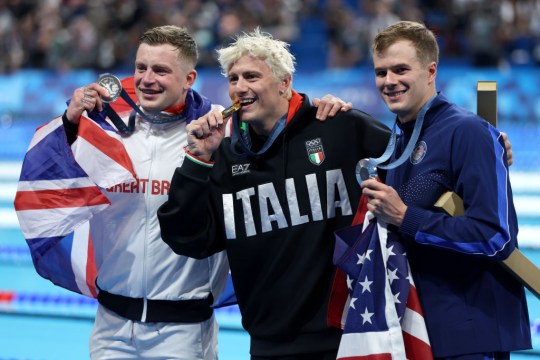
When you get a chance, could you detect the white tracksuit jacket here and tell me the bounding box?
[90,105,228,318]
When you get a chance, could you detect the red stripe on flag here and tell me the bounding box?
[403,330,433,360]
[14,187,110,210]
[86,233,98,298]
[406,285,424,315]
[328,268,349,328]
[339,354,392,360]
[109,76,137,114]
[78,117,136,177]
[353,194,370,226]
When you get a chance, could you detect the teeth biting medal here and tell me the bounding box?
[221,99,241,118]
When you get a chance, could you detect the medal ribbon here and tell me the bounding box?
[371,93,437,170]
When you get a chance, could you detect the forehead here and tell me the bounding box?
[373,39,419,66]
[228,54,272,74]
[135,43,181,65]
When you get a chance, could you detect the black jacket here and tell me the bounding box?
[158,93,390,356]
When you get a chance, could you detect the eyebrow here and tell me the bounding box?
[374,63,411,71]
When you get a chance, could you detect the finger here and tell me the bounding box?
[360,178,378,190]
[95,96,104,112]
[93,83,111,99]
[86,85,109,112]
[187,123,205,139]
[327,102,345,117]
[506,149,513,166]
[316,103,332,121]
[81,95,96,111]
[209,110,225,129]
[362,186,376,200]
[199,115,214,135]
[315,95,333,120]
[341,102,353,111]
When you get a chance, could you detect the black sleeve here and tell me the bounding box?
[354,109,392,158]
[62,110,79,145]
[348,109,391,182]
[158,157,225,259]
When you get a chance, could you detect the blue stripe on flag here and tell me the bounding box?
[19,125,87,181]
[27,232,79,293]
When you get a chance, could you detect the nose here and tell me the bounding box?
[385,71,397,85]
[235,77,248,92]
[230,77,248,98]
[141,69,156,84]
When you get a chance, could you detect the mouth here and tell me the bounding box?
[139,88,162,96]
[384,89,407,99]
[239,98,256,107]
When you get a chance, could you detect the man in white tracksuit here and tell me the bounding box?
[61,26,228,359]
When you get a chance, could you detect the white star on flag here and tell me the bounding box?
[361,307,374,324]
[359,276,373,293]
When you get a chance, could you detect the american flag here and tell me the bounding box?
[13,111,136,297]
[330,195,433,359]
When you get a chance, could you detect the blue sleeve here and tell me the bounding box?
[400,120,517,260]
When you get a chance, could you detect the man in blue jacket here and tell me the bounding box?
[360,21,532,359]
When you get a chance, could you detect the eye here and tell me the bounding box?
[228,75,238,84]
[395,67,409,74]
[245,73,257,81]
[153,66,170,75]
[375,70,386,77]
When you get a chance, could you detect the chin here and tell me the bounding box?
[140,101,161,112]
[385,103,400,114]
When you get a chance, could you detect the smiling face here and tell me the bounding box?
[373,39,437,124]
[134,43,197,113]
[227,54,290,135]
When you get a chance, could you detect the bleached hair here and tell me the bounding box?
[217,28,296,97]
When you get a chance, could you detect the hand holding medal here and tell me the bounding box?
[97,73,123,103]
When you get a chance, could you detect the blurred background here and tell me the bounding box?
[1,0,540,358]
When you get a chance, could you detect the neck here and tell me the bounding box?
[251,99,289,135]
[399,90,437,124]
[250,114,285,136]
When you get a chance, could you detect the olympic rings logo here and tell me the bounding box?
[305,139,321,147]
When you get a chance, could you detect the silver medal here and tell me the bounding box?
[355,158,378,185]
[97,73,122,102]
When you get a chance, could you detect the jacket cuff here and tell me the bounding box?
[180,152,214,181]
[399,205,428,238]
[62,110,79,144]
[184,150,214,167]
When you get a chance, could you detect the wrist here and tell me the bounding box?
[184,146,214,167]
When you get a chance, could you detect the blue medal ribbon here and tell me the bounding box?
[356,93,437,184]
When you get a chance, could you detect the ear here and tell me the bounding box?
[279,74,292,94]
[427,61,437,84]
[184,69,198,90]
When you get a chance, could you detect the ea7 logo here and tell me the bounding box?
[305,138,325,165]
[232,163,251,176]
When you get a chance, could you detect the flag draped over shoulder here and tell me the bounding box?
[14,110,136,297]
[329,195,433,360]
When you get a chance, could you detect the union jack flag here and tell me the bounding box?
[330,195,433,359]
[13,111,136,297]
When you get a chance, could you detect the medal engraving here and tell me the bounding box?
[97,73,122,102]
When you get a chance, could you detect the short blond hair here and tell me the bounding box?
[372,21,439,66]
[217,28,296,98]
[139,25,198,69]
